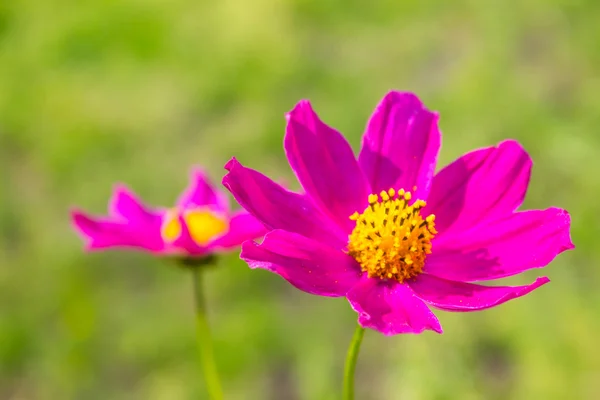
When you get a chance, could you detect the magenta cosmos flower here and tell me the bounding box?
[222,91,573,335]
[71,167,266,259]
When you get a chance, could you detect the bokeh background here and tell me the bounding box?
[0,0,598,399]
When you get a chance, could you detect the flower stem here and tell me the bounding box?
[343,324,365,400]
[191,267,223,400]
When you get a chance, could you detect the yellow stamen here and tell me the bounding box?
[161,208,182,242]
[347,188,437,283]
[161,208,229,246]
[184,209,228,245]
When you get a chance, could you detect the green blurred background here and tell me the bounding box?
[0,0,597,399]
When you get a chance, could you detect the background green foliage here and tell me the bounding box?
[0,0,598,399]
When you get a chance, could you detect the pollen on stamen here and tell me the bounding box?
[347,188,436,283]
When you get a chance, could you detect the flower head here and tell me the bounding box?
[71,167,267,260]
[223,91,573,335]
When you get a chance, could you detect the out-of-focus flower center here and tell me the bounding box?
[348,188,437,283]
[161,208,228,246]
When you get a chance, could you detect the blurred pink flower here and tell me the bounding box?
[71,167,267,259]
[223,91,574,335]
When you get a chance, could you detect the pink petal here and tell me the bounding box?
[71,210,165,252]
[241,230,362,297]
[285,100,370,233]
[109,185,160,223]
[176,167,229,212]
[425,140,532,236]
[222,158,348,249]
[209,211,267,250]
[346,278,443,335]
[426,208,573,281]
[408,274,549,312]
[358,91,441,200]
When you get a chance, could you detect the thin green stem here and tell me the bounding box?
[192,267,223,400]
[343,324,365,400]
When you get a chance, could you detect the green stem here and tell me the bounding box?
[343,324,365,400]
[192,267,223,400]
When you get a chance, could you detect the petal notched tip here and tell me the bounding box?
[379,90,423,109]
[223,157,240,173]
[497,139,528,152]
[187,165,212,189]
[70,209,97,238]
[536,276,551,285]
[222,158,239,191]
[177,165,228,211]
[285,99,313,123]
[108,184,142,219]
[498,138,533,164]
[107,184,160,225]
[70,209,116,251]
[110,183,135,200]
[240,239,265,270]
[555,208,575,251]
[377,90,439,122]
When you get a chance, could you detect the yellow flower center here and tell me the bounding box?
[161,208,229,246]
[348,188,437,283]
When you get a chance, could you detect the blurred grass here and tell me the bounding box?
[0,0,598,399]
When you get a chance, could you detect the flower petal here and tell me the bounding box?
[358,91,441,199]
[346,278,442,335]
[241,230,362,297]
[176,167,229,212]
[426,208,573,281]
[222,158,347,249]
[71,210,165,252]
[409,274,549,312]
[209,211,267,249]
[285,100,370,232]
[425,140,532,236]
[108,185,160,223]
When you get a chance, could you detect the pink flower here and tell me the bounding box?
[222,91,574,335]
[71,167,267,259]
